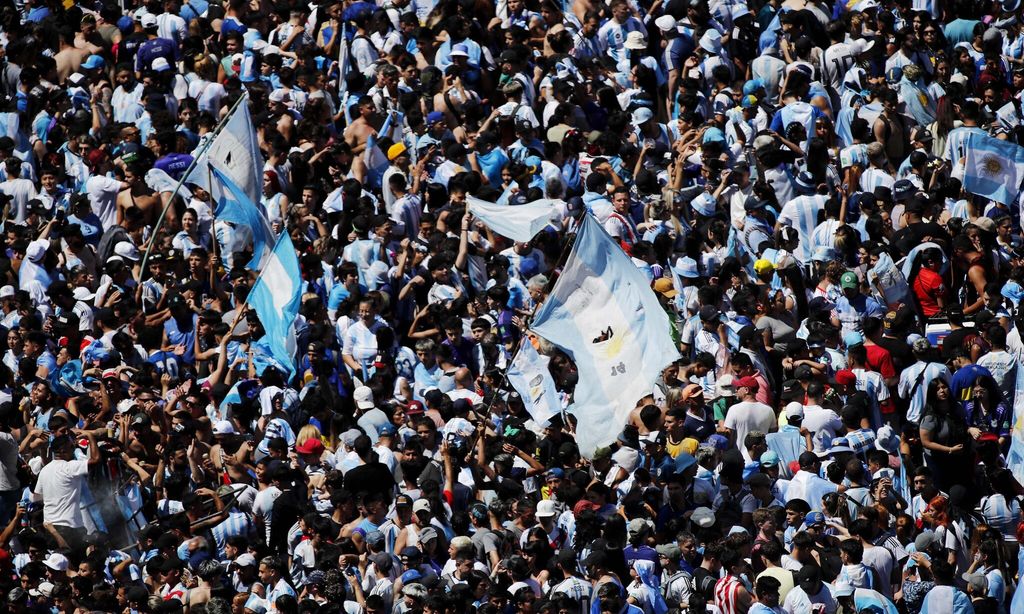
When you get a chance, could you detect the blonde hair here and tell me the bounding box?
[297,424,327,450]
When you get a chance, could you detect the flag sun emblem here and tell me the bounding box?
[980,154,1003,177]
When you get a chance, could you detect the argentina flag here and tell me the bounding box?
[247,233,303,379]
[467,195,556,243]
[963,132,1024,206]
[530,214,680,458]
[209,166,275,269]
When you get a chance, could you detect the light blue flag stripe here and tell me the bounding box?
[530,213,681,457]
[963,132,1024,205]
[248,233,302,378]
[1008,358,1024,486]
[211,166,274,269]
[467,195,555,242]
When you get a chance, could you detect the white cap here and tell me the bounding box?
[113,242,140,262]
[784,402,805,420]
[654,15,677,32]
[141,13,157,28]
[151,57,172,72]
[234,553,257,567]
[26,239,48,263]
[413,499,431,514]
[450,43,470,57]
[353,385,375,410]
[536,499,558,518]
[213,420,237,436]
[0,285,14,298]
[268,89,292,104]
[29,581,55,598]
[73,286,95,302]
[43,553,69,571]
[133,7,149,21]
[850,37,876,55]
[116,399,136,414]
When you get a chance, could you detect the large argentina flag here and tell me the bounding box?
[530,214,680,457]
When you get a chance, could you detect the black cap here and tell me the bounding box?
[699,305,720,321]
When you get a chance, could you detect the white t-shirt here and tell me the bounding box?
[252,485,283,544]
[33,458,90,528]
[723,400,775,450]
[802,406,843,451]
[85,175,124,229]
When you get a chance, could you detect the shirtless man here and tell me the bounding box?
[873,88,906,167]
[55,28,103,83]
[117,164,162,227]
[344,97,380,155]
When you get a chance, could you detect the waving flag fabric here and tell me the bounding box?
[530,214,680,457]
[247,233,302,378]
[209,166,274,269]
[963,132,1024,205]
[467,195,556,242]
[507,339,561,427]
[183,93,263,206]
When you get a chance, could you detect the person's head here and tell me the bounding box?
[754,576,781,608]
[258,556,283,584]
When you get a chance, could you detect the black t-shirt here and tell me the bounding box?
[692,567,718,600]
[344,461,396,500]
[941,327,976,360]
[877,336,914,374]
[892,222,949,257]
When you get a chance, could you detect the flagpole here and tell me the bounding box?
[139,92,251,275]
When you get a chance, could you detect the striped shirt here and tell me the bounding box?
[898,362,950,424]
[714,574,752,614]
[210,510,255,557]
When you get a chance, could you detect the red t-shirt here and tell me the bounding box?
[864,344,896,380]
[913,267,947,317]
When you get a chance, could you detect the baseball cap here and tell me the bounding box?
[759,450,780,468]
[653,277,677,298]
[43,553,69,571]
[784,402,805,420]
[734,376,759,391]
[656,543,681,561]
[387,143,408,160]
[212,420,236,436]
[690,507,716,528]
[353,386,375,410]
[536,499,558,518]
[963,572,988,593]
[803,511,826,527]
[295,437,325,455]
[753,259,775,275]
[234,553,257,567]
[141,13,157,28]
[82,55,105,70]
[840,271,859,289]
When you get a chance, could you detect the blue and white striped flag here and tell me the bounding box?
[209,166,274,269]
[530,214,681,457]
[248,233,302,379]
[467,195,556,243]
[963,132,1024,205]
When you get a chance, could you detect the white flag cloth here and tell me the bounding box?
[530,214,680,458]
[467,195,555,242]
[182,93,263,206]
[507,340,561,427]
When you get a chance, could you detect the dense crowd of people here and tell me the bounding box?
[5,0,1024,613]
